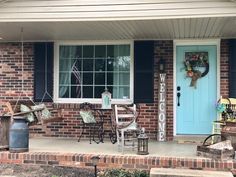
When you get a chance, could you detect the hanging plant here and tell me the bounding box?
[184,52,209,88]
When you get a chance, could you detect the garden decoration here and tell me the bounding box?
[216,98,236,122]
[216,102,226,113]
[184,52,209,88]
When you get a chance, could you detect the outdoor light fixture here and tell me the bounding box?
[159,58,166,73]
[137,128,149,155]
[91,155,100,177]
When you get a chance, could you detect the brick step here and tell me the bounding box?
[150,168,233,177]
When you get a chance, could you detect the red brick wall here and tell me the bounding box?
[220,39,229,97]
[0,40,230,141]
[0,43,34,102]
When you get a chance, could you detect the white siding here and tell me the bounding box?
[0,0,235,22]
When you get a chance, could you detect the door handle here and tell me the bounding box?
[177,92,181,106]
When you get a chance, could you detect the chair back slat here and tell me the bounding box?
[114,104,137,126]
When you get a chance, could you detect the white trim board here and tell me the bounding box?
[173,39,221,136]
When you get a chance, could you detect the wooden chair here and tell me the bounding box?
[78,102,103,144]
[114,104,139,154]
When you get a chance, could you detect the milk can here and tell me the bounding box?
[9,116,29,152]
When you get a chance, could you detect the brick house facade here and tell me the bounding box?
[0,40,230,140]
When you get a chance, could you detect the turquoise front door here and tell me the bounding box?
[176,45,217,135]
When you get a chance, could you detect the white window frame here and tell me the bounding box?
[53,40,134,104]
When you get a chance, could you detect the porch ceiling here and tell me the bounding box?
[0,16,236,41]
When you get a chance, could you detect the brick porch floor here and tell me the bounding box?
[0,137,235,175]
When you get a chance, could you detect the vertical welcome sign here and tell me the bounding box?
[158,73,166,141]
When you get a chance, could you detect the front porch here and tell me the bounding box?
[1,137,236,175]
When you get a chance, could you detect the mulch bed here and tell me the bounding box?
[0,164,94,177]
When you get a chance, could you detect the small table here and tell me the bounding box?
[93,108,117,144]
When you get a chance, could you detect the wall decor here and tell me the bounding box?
[184,52,209,88]
[158,73,166,141]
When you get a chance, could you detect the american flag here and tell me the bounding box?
[71,60,81,97]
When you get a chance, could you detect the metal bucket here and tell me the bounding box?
[9,116,29,152]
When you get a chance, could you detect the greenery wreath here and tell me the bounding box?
[184,52,209,88]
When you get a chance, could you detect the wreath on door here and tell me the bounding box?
[184,52,209,88]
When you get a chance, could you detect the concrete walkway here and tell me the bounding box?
[150,168,234,177]
[29,137,199,157]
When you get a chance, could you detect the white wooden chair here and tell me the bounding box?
[114,104,139,154]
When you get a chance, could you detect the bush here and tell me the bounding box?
[98,168,149,177]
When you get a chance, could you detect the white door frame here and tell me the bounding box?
[173,39,221,136]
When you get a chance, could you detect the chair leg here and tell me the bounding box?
[116,130,121,152]
[98,123,104,143]
[89,125,92,144]
[78,123,85,142]
[92,124,100,144]
[121,130,124,154]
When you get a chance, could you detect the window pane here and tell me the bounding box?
[107,86,113,97]
[107,45,114,58]
[95,59,106,71]
[71,86,81,98]
[117,57,130,71]
[107,59,114,71]
[94,86,105,98]
[119,45,130,56]
[107,73,113,85]
[111,86,129,99]
[59,86,69,98]
[112,86,118,99]
[83,86,93,98]
[72,59,82,70]
[83,45,94,58]
[83,59,93,71]
[95,73,105,85]
[71,71,81,85]
[59,59,69,71]
[119,73,130,85]
[118,86,130,99]
[83,73,93,85]
[59,73,70,84]
[59,46,81,59]
[75,46,82,58]
[113,59,119,71]
[95,45,106,58]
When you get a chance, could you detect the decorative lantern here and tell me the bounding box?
[137,128,149,155]
[159,58,166,73]
[101,88,111,109]
[91,156,100,177]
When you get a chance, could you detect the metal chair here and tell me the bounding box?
[114,104,139,154]
[78,102,103,144]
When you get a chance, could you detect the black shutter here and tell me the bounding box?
[134,41,154,103]
[229,39,236,98]
[34,42,54,102]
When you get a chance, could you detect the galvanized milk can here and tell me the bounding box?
[9,116,29,152]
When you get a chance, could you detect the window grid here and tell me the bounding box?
[59,44,130,99]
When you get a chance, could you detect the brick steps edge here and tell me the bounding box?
[0,151,235,174]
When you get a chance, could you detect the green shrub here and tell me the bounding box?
[98,168,149,177]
